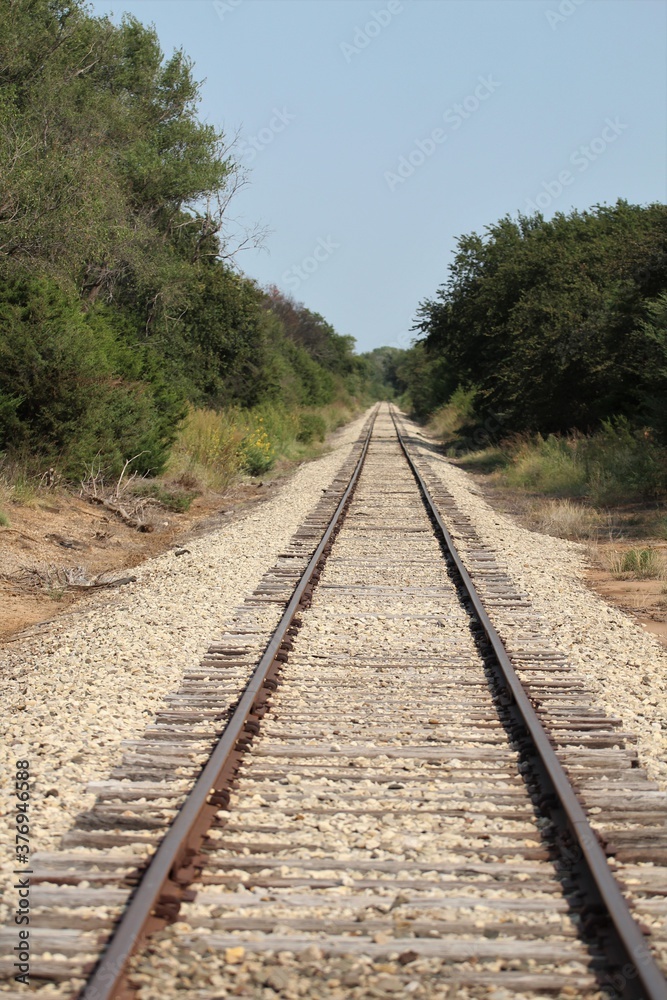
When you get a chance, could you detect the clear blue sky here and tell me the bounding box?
[89,0,666,354]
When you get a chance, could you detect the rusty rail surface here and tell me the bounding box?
[76,402,667,1000]
[82,407,379,1000]
[390,404,667,1000]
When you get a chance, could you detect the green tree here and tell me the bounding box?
[415,201,667,435]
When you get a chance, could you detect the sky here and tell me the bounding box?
[88,0,667,354]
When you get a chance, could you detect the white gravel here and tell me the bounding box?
[408,417,667,789]
[127,410,596,999]
[0,409,372,919]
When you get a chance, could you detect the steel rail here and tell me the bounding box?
[82,405,379,1000]
[390,405,667,1000]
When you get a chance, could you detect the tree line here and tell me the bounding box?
[398,201,667,446]
[0,0,369,479]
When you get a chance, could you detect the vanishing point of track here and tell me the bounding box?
[8,404,667,1000]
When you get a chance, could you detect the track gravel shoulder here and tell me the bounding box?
[0,409,373,921]
[408,417,667,790]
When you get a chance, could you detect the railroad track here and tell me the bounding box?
[4,403,667,1000]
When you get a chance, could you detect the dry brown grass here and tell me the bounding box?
[605,547,667,580]
[530,498,602,539]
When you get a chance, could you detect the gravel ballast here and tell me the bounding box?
[0,410,372,923]
[126,407,595,1000]
[407,417,667,789]
[4,406,667,999]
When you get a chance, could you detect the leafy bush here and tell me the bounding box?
[608,547,665,579]
[502,435,588,496]
[0,279,183,477]
[584,418,667,504]
[297,412,327,444]
[495,420,667,503]
[0,2,375,495]
[238,422,275,476]
[414,201,667,437]
[428,386,478,441]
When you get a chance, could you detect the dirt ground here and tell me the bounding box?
[0,478,280,645]
[464,471,667,649]
[586,558,667,646]
[4,447,666,651]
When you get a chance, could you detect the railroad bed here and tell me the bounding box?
[4,404,667,1000]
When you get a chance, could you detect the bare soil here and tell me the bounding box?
[450,461,667,649]
[0,479,281,645]
[6,439,665,652]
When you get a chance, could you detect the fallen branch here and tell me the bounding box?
[83,493,154,530]
[0,527,42,543]
[20,564,137,590]
[79,454,157,530]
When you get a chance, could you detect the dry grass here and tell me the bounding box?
[0,454,64,510]
[167,400,361,493]
[167,407,245,492]
[530,498,602,539]
[452,446,509,471]
[605,547,667,580]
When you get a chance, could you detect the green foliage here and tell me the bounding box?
[0,279,182,476]
[584,418,666,503]
[358,347,409,400]
[0,0,230,312]
[413,201,667,437]
[497,422,667,504]
[0,510,9,527]
[297,412,327,444]
[394,343,454,419]
[168,407,243,492]
[0,1,374,485]
[168,398,362,494]
[619,548,661,578]
[238,421,275,476]
[502,435,589,496]
[131,482,197,512]
[427,386,479,445]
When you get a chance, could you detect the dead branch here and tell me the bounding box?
[20,563,137,590]
[79,455,156,530]
[114,452,148,499]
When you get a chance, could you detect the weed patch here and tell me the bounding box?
[454,447,509,473]
[131,482,198,512]
[168,399,363,492]
[531,499,602,539]
[607,547,666,580]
